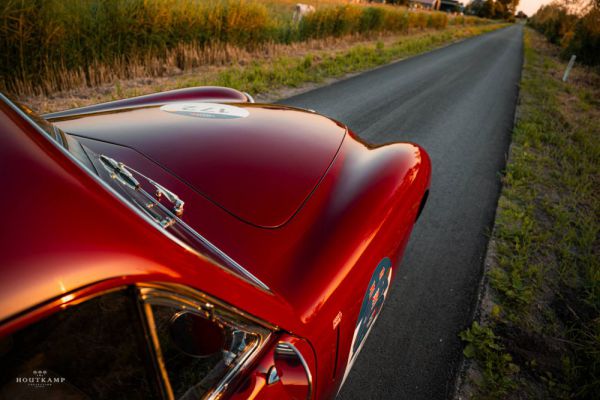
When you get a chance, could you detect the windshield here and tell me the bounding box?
[12,100,65,144]
[7,97,97,171]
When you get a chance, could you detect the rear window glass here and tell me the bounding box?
[0,290,160,400]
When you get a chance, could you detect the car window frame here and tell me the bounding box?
[137,283,275,400]
[0,281,276,400]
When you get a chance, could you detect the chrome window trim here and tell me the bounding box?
[139,300,176,400]
[0,93,270,293]
[242,92,255,103]
[137,282,277,330]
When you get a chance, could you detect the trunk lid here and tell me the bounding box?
[53,103,346,228]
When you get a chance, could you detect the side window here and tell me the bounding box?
[0,289,160,400]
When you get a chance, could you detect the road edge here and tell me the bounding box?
[259,25,512,103]
[451,23,525,400]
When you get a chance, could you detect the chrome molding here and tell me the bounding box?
[242,92,255,103]
[137,283,274,400]
[140,300,175,400]
[137,282,277,331]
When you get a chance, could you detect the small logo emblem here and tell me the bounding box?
[15,370,66,389]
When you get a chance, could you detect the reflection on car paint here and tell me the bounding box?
[347,257,393,372]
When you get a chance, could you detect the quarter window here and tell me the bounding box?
[0,285,271,400]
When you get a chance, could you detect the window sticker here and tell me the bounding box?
[160,103,249,119]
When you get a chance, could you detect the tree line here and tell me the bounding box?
[530,0,600,66]
[465,0,519,20]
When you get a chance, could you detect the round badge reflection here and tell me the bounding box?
[160,102,249,119]
[350,257,392,359]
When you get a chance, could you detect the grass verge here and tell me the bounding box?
[457,28,599,399]
[0,0,490,95]
[24,24,506,113]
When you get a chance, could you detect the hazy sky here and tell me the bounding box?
[517,0,555,15]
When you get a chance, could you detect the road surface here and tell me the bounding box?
[281,24,523,399]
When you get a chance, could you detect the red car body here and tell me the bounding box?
[0,87,430,400]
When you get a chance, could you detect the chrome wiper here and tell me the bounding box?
[145,176,185,216]
[95,154,268,291]
[100,155,140,189]
[99,154,184,217]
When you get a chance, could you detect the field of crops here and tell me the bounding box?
[529,3,600,67]
[0,0,489,95]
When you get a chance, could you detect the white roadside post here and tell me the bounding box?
[562,55,576,82]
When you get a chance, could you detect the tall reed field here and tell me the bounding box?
[0,0,489,96]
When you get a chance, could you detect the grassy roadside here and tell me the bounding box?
[24,24,506,113]
[457,28,599,399]
[0,0,489,96]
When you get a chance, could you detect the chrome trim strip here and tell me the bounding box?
[1,93,270,292]
[140,300,175,400]
[170,215,270,291]
[137,283,278,331]
[242,92,255,103]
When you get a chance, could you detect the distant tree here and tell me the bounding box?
[494,1,510,18]
[464,0,481,15]
[497,0,519,15]
[529,0,599,66]
[466,0,517,19]
[564,5,600,65]
[530,3,577,43]
[481,0,495,18]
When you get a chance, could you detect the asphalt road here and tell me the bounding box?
[280,25,524,399]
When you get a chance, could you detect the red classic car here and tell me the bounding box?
[0,87,430,400]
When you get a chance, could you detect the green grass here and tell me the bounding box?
[460,28,600,399]
[127,25,506,101]
[28,24,506,114]
[460,321,520,396]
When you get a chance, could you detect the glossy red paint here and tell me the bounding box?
[1,87,431,399]
[51,104,346,228]
[229,335,316,400]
